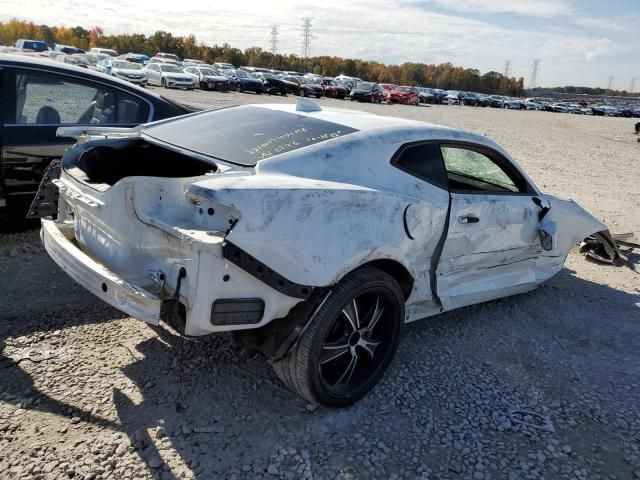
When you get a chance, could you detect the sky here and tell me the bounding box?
[1,0,638,89]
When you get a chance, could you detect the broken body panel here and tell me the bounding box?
[36,102,615,340]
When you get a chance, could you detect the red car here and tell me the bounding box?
[379,83,397,102]
[320,78,347,99]
[387,85,420,105]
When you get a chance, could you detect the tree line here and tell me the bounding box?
[531,86,640,99]
[2,18,533,96]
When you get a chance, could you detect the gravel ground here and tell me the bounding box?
[1,89,639,480]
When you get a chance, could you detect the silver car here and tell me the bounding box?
[183,66,229,91]
[143,63,194,89]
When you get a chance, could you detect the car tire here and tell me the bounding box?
[316,95,321,99]
[272,266,404,407]
[161,78,167,88]
[200,81,208,91]
[236,84,242,93]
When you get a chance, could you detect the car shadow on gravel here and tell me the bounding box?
[0,306,124,431]
[107,265,639,478]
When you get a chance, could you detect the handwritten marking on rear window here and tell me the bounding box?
[246,128,308,157]
[245,128,347,160]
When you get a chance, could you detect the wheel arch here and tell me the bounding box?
[359,259,414,300]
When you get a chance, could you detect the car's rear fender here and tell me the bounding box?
[188,173,450,320]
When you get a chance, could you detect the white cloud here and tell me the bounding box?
[416,0,575,17]
[0,0,630,87]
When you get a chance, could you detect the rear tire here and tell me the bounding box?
[272,266,404,407]
[161,78,167,88]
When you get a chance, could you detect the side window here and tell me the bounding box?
[440,146,520,193]
[392,143,448,189]
[14,71,149,125]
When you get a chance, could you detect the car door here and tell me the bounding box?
[410,88,419,104]
[0,66,6,216]
[435,143,542,310]
[146,64,159,84]
[1,67,151,219]
[184,67,197,84]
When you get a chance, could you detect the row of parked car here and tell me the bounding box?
[407,88,640,117]
[5,40,640,117]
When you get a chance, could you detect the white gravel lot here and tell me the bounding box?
[1,88,639,480]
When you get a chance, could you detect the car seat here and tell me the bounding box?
[118,99,140,123]
[89,92,115,124]
[35,106,61,124]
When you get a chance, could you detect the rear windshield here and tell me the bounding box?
[24,41,48,52]
[159,64,181,73]
[143,106,358,166]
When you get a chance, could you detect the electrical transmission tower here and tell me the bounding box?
[269,25,279,56]
[529,59,540,90]
[607,76,614,90]
[631,77,637,93]
[503,60,512,78]
[301,17,313,66]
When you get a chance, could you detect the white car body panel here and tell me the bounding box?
[40,102,611,337]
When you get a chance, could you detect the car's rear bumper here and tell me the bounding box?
[41,218,162,324]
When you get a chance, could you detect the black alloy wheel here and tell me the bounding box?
[317,291,397,396]
[273,266,404,407]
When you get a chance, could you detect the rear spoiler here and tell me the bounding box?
[57,126,143,143]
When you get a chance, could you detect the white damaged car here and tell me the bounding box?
[32,99,621,407]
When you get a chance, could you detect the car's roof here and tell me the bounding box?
[259,103,434,131]
[141,102,477,168]
[0,53,153,92]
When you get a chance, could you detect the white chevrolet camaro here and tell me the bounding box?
[33,99,620,407]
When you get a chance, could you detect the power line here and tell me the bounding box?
[529,59,540,89]
[607,76,614,90]
[301,17,313,61]
[503,60,511,78]
[269,24,279,56]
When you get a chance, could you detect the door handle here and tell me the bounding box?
[458,215,480,224]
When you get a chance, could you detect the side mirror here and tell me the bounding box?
[539,230,553,251]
